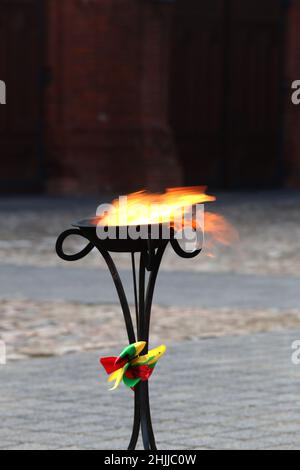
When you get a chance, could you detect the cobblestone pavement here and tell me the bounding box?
[1,265,300,310]
[0,331,300,450]
[1,299,300,361]
[1,259,300,360]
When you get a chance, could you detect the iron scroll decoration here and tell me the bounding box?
[56,221,203,450]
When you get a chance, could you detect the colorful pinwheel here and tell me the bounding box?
[100,341,166,390]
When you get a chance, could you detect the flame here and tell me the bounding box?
[93,186,238,249]
[94,187,214,226]
[204,212,239,251]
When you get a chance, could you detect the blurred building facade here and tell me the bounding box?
[0,0,300,194]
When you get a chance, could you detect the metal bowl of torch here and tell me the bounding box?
[56,216,204,267]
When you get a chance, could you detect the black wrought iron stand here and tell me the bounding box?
[56,221,202,450]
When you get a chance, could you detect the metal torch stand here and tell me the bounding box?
[56,228,201,450]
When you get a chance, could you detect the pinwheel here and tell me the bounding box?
[100,341,166,390]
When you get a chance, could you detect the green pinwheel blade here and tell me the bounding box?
[123,375,141,389]
[119,344,138,361]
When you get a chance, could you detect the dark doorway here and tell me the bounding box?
[0,0,45,193]
[169,0,286,189]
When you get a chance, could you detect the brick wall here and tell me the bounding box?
[44,0,300,193]
[45,0,182,195]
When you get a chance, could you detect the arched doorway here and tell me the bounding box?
[169,0,287,189]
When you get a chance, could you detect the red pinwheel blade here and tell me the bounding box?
[100,357,125,375]
[132,365,154,381]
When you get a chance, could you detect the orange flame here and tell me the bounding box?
[93,187,238,249]
[204,212,239,252]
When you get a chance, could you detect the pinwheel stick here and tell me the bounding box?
[56,221,202,450]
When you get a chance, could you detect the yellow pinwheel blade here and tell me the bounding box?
[108,367,125,390]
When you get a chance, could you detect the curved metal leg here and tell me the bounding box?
[145,243,168,344]
[138,244,168,450]
[96,247,136,344]
[140,382,157,450]
[128,389,141,450]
